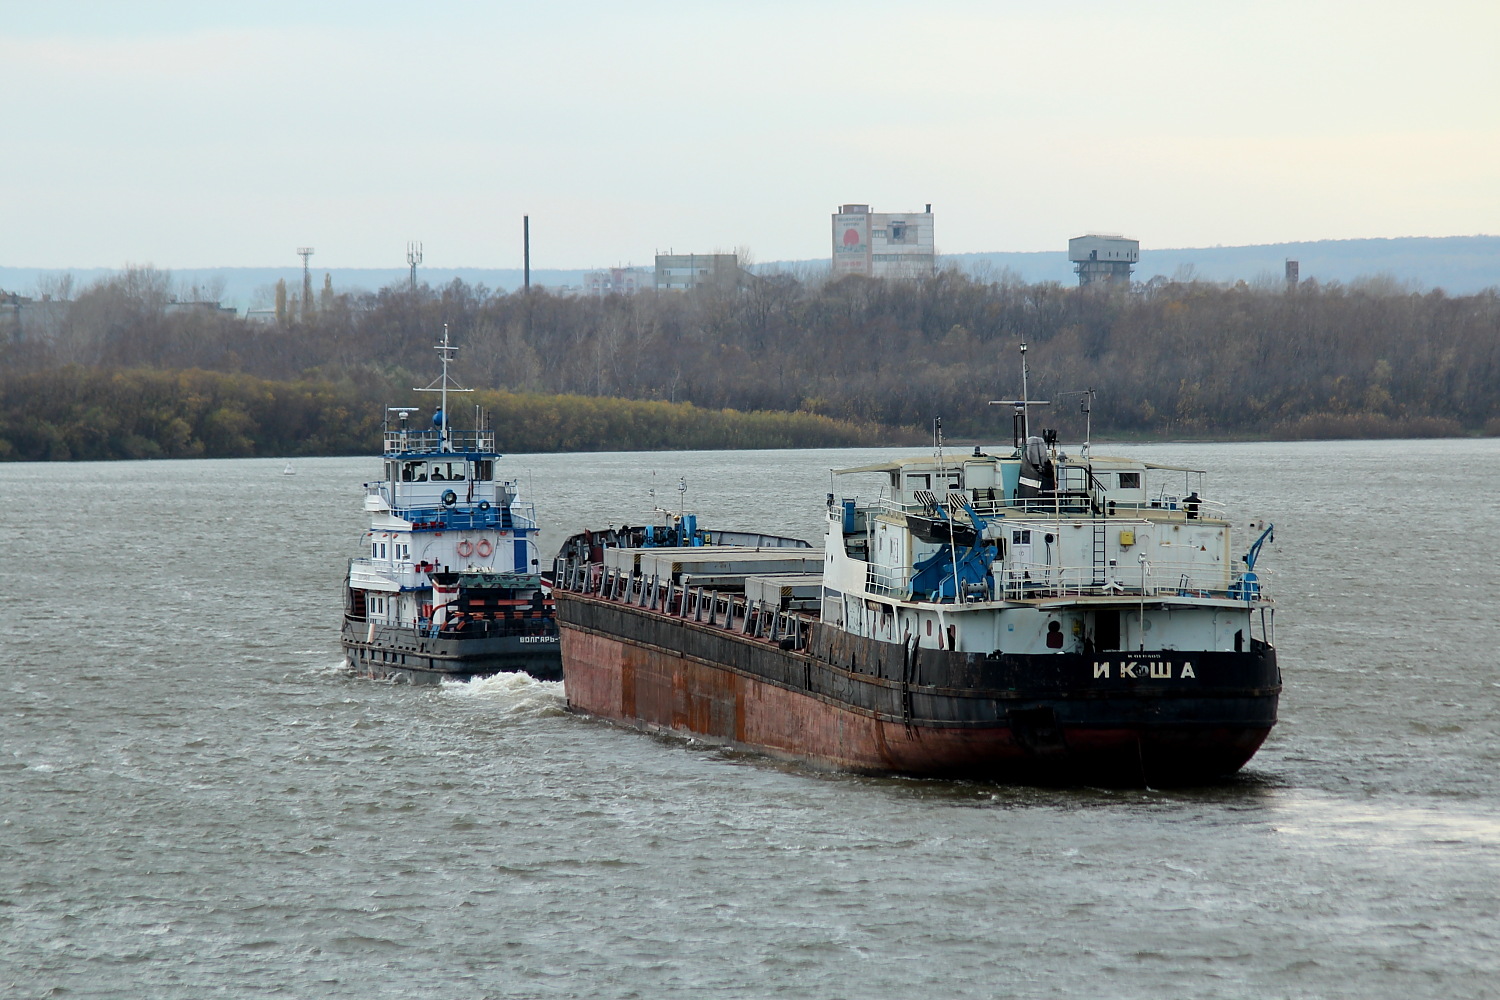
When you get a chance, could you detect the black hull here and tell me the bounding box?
[341,617,562,684]
[557,593,1280,785]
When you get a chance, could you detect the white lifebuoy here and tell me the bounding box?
[475,538,493,558]
[456,539,474,558]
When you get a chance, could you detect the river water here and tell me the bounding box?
[3,439,1499,998]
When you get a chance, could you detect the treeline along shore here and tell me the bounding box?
[2,266,1497,461]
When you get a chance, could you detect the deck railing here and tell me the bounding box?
[382,428,496,455]
[553,557,818,650]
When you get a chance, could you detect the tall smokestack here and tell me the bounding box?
[523,215,531,292]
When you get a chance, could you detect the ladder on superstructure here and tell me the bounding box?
[1089,470,1109,588]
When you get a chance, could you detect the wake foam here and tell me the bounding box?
[440,672,567,719]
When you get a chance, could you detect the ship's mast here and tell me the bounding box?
[989,340,1050,452]
[415,324,472,452]
[1056,388,1097,460]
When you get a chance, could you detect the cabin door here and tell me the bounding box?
[1092,610,1121,651]
[1007,528,1048,591]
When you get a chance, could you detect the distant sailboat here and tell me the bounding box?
[282,463,296,476]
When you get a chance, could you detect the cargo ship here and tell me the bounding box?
[551,350,1280,784]
[341,329,559,683]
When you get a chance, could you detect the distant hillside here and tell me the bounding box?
[932,236,1500,293]
[2,235,1496,313]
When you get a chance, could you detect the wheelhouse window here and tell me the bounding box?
[1118,472,1141,489]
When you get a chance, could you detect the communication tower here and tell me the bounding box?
[406,241,423,290]
[296,247,314,315]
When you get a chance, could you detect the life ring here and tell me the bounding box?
[478,500,491,511]
[475,538,493,558]
[456,539,474,558]
[442,490,458,507]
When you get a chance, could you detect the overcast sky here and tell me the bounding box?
[3,1,1496,271]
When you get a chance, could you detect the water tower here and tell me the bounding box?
[1068,234,1139,287]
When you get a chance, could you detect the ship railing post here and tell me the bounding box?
[647,574,659,610]
[706,591,718,626]
[740,599,754,635]
[768,611,781,642]
[694,587,705,622]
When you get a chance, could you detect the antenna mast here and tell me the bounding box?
[296,247,314,318]
[1054,388,1098,459]
[988,341,1051,452]
[414,324,473,452]
[406,241,423,291]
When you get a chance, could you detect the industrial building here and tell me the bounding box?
[653,253,743,292]
[1068,234,1139,287]
[584,267,650,297]
[832,204,935,279]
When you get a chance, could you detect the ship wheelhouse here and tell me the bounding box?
[826,447,1273,659]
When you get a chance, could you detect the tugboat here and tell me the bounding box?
[551,346,1280,784]
[342,328,560,683]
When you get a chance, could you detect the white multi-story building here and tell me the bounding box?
[653,253,742,292]
[584,267,650,297]
[832,204,935,279]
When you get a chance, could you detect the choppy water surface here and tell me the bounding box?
[3,440,1499,998]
